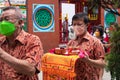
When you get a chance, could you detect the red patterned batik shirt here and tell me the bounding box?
[0,30,43,80]
[67,32,105,80]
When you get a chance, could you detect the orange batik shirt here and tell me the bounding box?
[0,30,43,80]
[67,32,105,80]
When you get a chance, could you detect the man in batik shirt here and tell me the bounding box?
[67,12,106,80]
[0,6,43,80]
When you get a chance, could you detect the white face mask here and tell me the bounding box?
[69,31,77,40]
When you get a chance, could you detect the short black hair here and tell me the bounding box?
[110,22,118,26]
[72,12,90,24]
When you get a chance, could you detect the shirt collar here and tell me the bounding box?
[82,32,91,41]
[0,30,27,45]
[15,30,27,45]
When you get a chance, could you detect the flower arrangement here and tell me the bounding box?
[49,47,88,58]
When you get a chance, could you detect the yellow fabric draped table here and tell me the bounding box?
[40,53,79,80]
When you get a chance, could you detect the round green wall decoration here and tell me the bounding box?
[33,4,54,32]
[35,9,52,27]
[105,12,116,27]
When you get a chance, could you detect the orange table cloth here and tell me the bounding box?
[41,53,79,80]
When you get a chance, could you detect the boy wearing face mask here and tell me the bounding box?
[67,12,106,80]
[0,6,43,80]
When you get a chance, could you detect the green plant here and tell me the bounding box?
[106,23,120,80]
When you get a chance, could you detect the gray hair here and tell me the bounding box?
[3,6,22,20]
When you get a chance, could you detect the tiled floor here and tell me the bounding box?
[38,69,111,80]
[103,69,111,80]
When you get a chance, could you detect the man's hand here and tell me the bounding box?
[0,47,36,76]
[79,51,90,62]
[79,50,106,68]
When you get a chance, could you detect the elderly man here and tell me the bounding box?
[0,6,43,80]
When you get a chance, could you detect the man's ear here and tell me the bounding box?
[18,20,24,25]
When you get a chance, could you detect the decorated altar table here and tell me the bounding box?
[41,53,79,80]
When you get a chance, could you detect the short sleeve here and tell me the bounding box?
[93,39,105,59]
[25,36,43,73]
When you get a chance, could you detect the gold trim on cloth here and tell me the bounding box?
[41,53,79,80]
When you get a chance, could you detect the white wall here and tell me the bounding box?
[62,3,75,25]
